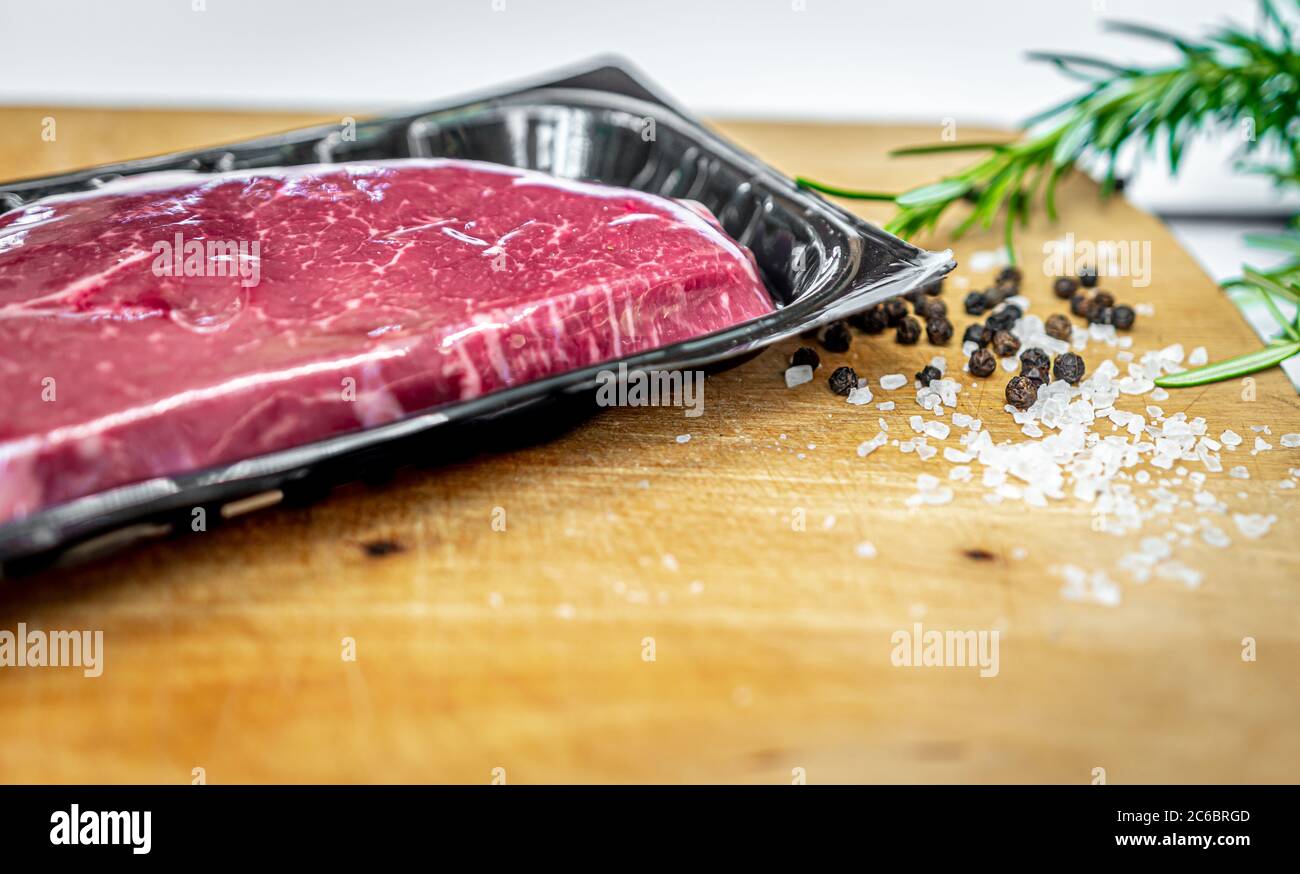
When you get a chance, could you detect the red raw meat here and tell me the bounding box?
[0,159,773,524]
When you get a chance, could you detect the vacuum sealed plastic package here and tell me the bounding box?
[0,58,952,571]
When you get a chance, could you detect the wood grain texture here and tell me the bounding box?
[1,109,1297,784]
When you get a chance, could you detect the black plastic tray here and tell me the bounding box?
[0,57,953,573]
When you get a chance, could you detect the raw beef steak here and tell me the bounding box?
[0,159,773,524]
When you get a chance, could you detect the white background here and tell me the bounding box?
[0,0,1294,216]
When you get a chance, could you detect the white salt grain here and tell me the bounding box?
[847,386,874,405]
[856,541,878,559]
[880,373,907,390]
[1233,513,1277,539]
[785,365,814,388]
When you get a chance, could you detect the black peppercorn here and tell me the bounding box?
[1022,366,1051,387]
[995,265,1023,286]
[828,365,858,396]
[969,348,997,377]
[818,320,852,352]
[882,297,908,327]
[903,287,925,306]
[963,323,992,347]
[921,278,944,296]
[1070,293,1090,318]
[791,346,820,370]
[915,364,942,387]
[1053,277,1079,299]
[1053,351,1086,385]
[1084,291,1115,323]
[1078,265,1098,288]
[992,329,1021,358]
[849,304,888,334]
[964,291,989,315]
[986,305,1021,333]
[1020,347,1050,375]
[926,315,954,345]
[1005,374,1039,410]
[1111,304,1136,331]
[984,284,1014,306]
[1090,306,1115,326]
[1045,313,1073,341]
[895,316,921,345]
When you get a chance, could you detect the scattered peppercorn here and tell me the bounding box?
[1084,291,1115,323]
[1078,265,1098,288]
[818,320,852,352]
[1053,277,1078,299]
[995,266,1023,286]
[1091,306,1115,325]
[1111,304,1136,331]
[1070,293,1090,318]
[969,348,997,377]
[828,365,858,395]
[992,329,1021,358]
[849,304,887,334]
[1053,351,1086,385]
[964,291,990,315]
[1005,374,1039,410]
[791,346,820,370]
[925,315,954,345]
[983,284,1014,306]
[963,323,992,347]
[1019,347,1050,375]
[882,298,908,327]
[921,278,944,296]
[895,316,921,344]
[1022,365,1051,386]
[1045,313,1073,341]
[986,305,1021,333]
[915,364,942,387]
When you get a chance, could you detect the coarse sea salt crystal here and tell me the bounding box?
[1282,433,1300,448]
[855,541,878,559]
[923,420,951,440]
[857,433,888,458]
[1229,466,1250,479]
[909,415,925,434]
[847,386,874,405]
[877,401,895,411]
[880,373,907,390]
[675,434,691,444]
[785,365,814,388]
[1202,526,1231,548]
[949,465,973,481]
[1188,346,1208,366]
[1233,513,1277,539]
[944,447,973,463]
[1057,565,1121,607]
[906,487,954,507]
[1254,436,1272,452]
[1221,429,1242,446]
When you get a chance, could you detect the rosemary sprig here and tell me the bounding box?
[800,0,1300,387]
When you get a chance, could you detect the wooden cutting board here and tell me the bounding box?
[1,109,1297,784]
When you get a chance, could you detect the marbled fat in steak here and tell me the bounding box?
[0,159,773,523]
